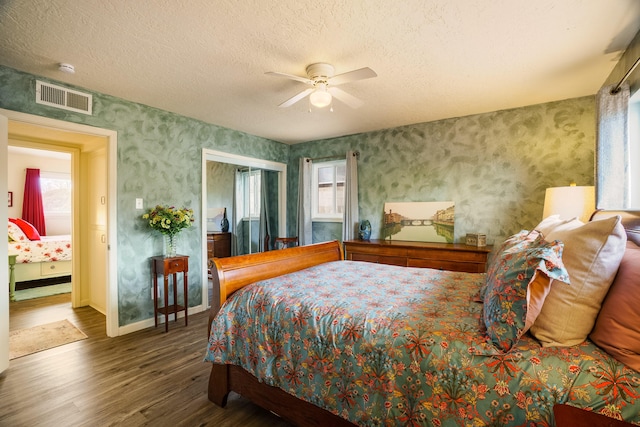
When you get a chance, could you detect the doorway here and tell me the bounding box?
[1,108,118,337]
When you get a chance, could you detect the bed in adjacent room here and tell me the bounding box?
[205,210,640,426]
[7,218,72,300]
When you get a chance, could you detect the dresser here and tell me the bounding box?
[343,240,492,273]
[207,232,231,260]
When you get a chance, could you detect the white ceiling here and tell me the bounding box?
[1,0,639,144]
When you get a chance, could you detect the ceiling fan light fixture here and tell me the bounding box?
[309,83,332,108]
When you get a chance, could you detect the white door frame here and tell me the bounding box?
[1,113,9,373]
[0,108,119,338]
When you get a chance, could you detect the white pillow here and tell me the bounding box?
[530,215,627,347]
[7,221,27,241]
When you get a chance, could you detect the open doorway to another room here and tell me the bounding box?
[6,120,110,333]
[7,146,73,302]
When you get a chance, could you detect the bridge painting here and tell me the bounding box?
[383,201,455,243]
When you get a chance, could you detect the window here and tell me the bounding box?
[40,171,72,216]
[239,169,261,219]
[312,160,345,221]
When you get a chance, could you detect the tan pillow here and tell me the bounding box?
[534,215,576,236]
[530,215,627,347]
[590,241,640,371]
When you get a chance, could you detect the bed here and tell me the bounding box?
[7,219,72,300]
[205,210,640,426]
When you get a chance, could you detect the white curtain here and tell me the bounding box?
[259,170,270,251]
[342,151,359,242]
[596,83,630,209]
[297,157,312,246]
[231,169,242,256]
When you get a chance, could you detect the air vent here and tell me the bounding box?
[35,80,92,115]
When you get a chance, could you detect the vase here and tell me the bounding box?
[165,234,178,258]
[359,219,372,241]
[220,208,230,232]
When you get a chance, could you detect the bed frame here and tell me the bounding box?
[207,240,355,426]
[206,211,640,426]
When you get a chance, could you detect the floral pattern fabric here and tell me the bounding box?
[9,235,72,263]
[205,261,640,426]
[483,230,569,352]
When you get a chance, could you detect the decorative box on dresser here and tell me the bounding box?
[343,240,492,273]
[207,232,231,260]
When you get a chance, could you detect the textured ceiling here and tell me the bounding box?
[1,0,639,144]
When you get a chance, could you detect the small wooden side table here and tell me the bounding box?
[151,255,188,332]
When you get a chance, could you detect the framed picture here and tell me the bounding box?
[383,201,455,243]
[7,191,12,207]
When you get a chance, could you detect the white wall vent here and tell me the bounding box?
[35,80,93,115]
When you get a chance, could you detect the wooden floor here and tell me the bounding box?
[1,292,292,426]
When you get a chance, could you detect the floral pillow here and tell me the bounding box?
[7,221,28,242]
[9,218,41,240]
[483,230,570,352]
[476,230,531,301]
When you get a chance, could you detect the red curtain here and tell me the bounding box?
[22,168,46,236]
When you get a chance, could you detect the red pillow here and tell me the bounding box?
[8,218,41,240]
[590,241,640,371]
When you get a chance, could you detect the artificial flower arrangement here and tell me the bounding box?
[142,204,194,256]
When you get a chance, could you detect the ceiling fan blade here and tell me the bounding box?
[328,67,377,86]
[279,88,314,108]
[265,71,313,85]
[328,87,364,109]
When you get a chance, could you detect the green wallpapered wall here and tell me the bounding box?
[0,65,595,327]
[288,96,595,245]
[0,66,288,326]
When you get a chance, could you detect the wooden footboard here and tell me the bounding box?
[206,240,352,425]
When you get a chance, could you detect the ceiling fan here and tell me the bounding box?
[266,63,377,109]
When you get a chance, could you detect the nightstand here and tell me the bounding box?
[151,255,188,332]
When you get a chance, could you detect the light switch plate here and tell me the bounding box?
[136,198,143,209]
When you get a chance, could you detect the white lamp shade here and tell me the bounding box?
[542,185,595,223]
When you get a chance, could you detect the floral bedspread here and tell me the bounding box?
[205,261,640,426]
[9,235,72,263]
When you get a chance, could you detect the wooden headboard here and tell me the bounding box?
[590,210,640,245]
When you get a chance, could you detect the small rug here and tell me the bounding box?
[13,282,71,301]
[9,319,87,360]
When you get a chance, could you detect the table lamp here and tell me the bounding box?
[542,184,595,223]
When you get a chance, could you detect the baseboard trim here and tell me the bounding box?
[116,303,207,335]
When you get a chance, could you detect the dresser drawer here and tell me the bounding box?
[165,257,187,274]
[344,240,492,273]
[41,261,72,276]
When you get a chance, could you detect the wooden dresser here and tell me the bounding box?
[207,232,231,260]
[343,239,492,273]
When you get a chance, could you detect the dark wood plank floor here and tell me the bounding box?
[1,292,292,426]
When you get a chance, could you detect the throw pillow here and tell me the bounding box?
[479,230,531,301]
[529,215,627,347]
[7,221,27,241]
[9,218,41,240]
[483,230,569,352]
[534,214,574,236]
[590,241,640,372]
